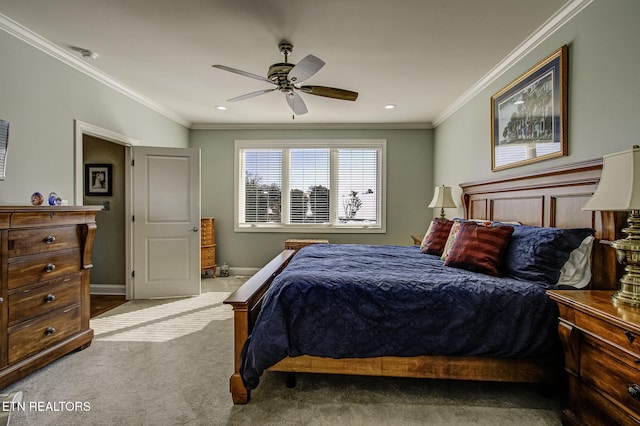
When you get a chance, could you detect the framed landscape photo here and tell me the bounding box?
[85,163,112,196]
[491,45,568,171]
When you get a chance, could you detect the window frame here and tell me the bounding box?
[234,139,386,233]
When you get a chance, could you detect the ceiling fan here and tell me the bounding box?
[212,40,358,115]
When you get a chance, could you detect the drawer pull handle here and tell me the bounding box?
[44,235,56,244]
[43,294,56,303]
[44,263,56,273]
[626,331,635,343]
[44,327,56,336]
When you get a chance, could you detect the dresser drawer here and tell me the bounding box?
[7,250,81,289]
[201,231,214,246]
[567,375,640,426]
[8,273,82,327]
[8,306,82,364]
[201,246,216,268]
[200,218,214,245]
[10,211,91,228]
[574,309,640,355]
[7,226,80,257]
[581,336,640,418]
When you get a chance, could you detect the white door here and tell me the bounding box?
[132,147,201,299]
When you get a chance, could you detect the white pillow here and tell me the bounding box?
[557,236,594,288]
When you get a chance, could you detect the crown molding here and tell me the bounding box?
[190,122,433,130]
[0,13,191,128]
[2,0,593,131]
[432,0,594,127]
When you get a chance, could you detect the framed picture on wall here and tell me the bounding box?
[491,45,568,171]
[85,163,113,196]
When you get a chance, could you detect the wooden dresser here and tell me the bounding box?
[0,206,101,389]
[548,290,640,425]
[200,217,216,277]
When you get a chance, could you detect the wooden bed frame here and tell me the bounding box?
[224,159,625,404]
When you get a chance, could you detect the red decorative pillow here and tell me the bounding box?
[443,221,514,276]
[420,219,454,256]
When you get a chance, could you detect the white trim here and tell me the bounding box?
[228,267,260,277]
[75,120,139,301]
[433,0,594,126]
[90,284,126,296]
[191,122,433,130]
[0,13,190,128]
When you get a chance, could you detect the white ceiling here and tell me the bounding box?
[0,0,580,128]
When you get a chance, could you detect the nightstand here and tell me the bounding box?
[547,290,640,425]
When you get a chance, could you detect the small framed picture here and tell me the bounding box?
[85,163,113,196]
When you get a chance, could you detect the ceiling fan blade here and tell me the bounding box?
[299,85,358,101]
[288,55,325,84]
[285,91,308,115]
[212,65,274,85]
[228,88,277,102]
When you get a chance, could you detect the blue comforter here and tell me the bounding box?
[241,244,560,389]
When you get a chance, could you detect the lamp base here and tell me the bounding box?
[611,210,640,307]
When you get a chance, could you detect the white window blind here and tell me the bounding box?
[235,140,386,233]
[241,149,282,224]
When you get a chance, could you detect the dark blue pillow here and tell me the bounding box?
[501,225,594,284]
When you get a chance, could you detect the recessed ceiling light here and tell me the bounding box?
[384,104,396,109]
[215,105,227,111]
[79,49,98,60]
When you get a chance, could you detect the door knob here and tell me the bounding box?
[191,227,198,232]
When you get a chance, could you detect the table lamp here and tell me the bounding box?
[428,185,456,219]
[583,146,640,306]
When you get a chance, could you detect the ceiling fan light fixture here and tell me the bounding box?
[211,41,358,115]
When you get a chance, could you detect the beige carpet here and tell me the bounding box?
[1,276,563,425]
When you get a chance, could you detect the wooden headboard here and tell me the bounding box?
[459,159,626,290]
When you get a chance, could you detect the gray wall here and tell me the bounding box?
[433,0,640,217]
[190,128,433,269]
[0,30,189,205]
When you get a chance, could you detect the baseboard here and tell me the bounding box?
[90,283,126,295]
[228,267,259,277]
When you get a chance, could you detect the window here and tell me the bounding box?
[235,139,386,233]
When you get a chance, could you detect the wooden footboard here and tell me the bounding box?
[223,250,295,404]
[270,354,560,384]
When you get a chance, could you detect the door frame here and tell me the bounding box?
[74,120,138,299]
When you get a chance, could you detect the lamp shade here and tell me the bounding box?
[428,185,456,208]
[583,147,640,211]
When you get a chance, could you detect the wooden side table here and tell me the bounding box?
[284,239,329,253]
[547,290,640,425]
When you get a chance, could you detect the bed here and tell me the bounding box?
[224,159,625,404]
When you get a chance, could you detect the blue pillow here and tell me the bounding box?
[501,225,594,284]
